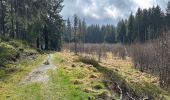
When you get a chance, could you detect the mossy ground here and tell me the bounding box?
[0,54,47,99]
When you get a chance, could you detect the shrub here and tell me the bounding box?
[156,32,170,89]
[129,43,158,72]
[63,43,128,61]
[8,41,22,48]
[129,31,170,89]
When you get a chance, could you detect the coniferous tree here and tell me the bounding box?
[105,25,116,43]
[127,13,135,43]
[43,25,48,50]
[74,14,78,54]
[62,4,169,45]
[0,0,64,50]
[0,0,7,36]
[67,18,72,43]
[166,1,170,28]
[117,20,126,43]
[82,18,86,43]
[136,8,144,42]
[78,19,82,43]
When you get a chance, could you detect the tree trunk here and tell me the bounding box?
[44,25,48,50]
[1,0,5,36]
[36,37,40,49]
[74,28,77,55]
[14,0,19,38]
[11,0,15,38]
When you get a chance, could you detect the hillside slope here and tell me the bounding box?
[0,38,39,77]
[0,37,47,99]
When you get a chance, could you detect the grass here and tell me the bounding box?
[103,54,170,98]
[78,56,170,100]
[0,54,47,99]
[0,52,116,100]
[0,37,48,99]
[16,83,44,100]
[45,68,93,100]
[43,52,113,100]
[1,46,169,100]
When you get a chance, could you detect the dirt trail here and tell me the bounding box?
[22,54,55,84]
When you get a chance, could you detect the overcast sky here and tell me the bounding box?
[61,0,169,25]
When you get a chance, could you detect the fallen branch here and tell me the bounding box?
[110,75,123,100]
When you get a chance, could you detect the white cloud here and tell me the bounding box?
[61,0,168,25]
[104,6,122,19]
[134,0,153,9]
[82,0,101,19]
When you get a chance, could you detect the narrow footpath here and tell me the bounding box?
[22,54,55,84]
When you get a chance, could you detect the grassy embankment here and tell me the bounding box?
[0,37,47,99]
[78,53,170,100]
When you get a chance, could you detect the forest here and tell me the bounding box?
[64,4,170,44]
[0,0,64,50]
[0,0,170,100]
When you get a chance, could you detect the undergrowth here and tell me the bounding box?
[0,37,39,77]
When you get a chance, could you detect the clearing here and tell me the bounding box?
[1,50,170,100]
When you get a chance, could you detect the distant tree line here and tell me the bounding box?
[0,0,64,50]
[64,2,170,44]
[64,18,116,44]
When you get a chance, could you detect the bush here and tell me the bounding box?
[129,43,158,72]
[63,43,128,61]
[0,36,11,42]
[129,31,170,89]
[156,32,170,89]
[8,41,22,48]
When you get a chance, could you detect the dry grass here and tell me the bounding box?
[77,52,170,99]
[99,53,160,85]
[62,50,160,87]
[62,43,161,87]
